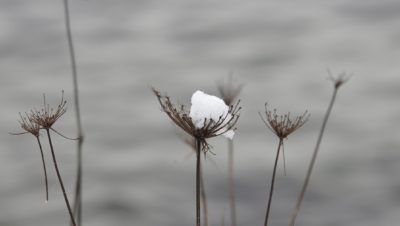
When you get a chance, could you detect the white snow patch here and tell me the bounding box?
[189,90,235,139]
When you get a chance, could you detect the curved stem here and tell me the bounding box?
[46,129,77,226]
[36,137,49,202]
[196,139,201,226]
[228,139,237,226]
[288,88,338,226]
[264,138,283,226]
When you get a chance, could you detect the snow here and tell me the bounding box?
[189,90,235,139]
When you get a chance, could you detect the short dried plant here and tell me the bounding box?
[12,91,77,226]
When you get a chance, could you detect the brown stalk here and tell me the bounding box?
[217,75,243,226]
[153,87,241,226]
[288,74,349,226]
[259,104,309,226]
[11,113,49,202]
[61,0,84,225]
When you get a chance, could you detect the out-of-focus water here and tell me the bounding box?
[1,0,400,226]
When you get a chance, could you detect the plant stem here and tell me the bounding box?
[288,87,339,226]
[196,139,201,226]
[264,138,283,226]
[62,0,84,225]
[36,136,49,202]
[228,139,237,226]
[200,164,208,226]
[46,129,77,226]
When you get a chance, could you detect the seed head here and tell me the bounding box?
[217,74,244,106]
[327,69,351,89]
[260,103,309,139]
[153,87,241,152]
[30,91,67,129]
[14,112,41,137]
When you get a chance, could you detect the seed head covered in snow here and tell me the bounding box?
[190,91,235,139]
[153,88,240,151]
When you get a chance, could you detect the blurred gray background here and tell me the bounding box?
[1,0,400,226]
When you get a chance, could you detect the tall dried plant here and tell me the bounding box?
[217,75,243,226]
[153,88,241,226]
[61,1,84,225]
[288,73,349,226]
[259,104,309,226]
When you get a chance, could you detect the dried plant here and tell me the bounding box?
[288,73,349,226]
[153,88,241,152]
[11,113,48,202]
[153,87,241,226]
[15,92,77,226]
[178,133,209,226]
[259,104,309,226]
[30,92,67,130]
[61,0,84,224]
[217,74,243,226]
[217,74,244,106]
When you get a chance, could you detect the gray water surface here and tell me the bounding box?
[1,0,400,226]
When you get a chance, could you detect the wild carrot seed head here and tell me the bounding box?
[152,87,241,152]
[30,91,67,129]
[16,112,41,137]
[217,75,244,106]
[260,103,309,139]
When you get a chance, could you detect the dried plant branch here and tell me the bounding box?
[61,0,84,225]
[31,92,77,226]
[260,104,309,226]
[11,113,49,202]
[177,133,209,226]
[288,74,349,226]
[15,92,77,226]
[45,128,77,226]
[264,138,283,226]
[153,87,241,226]
[217,75,243,226]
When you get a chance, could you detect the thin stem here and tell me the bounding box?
[288,88,338,226]
[264,138,283,226]
[36,136,49,202]
[62,0,84,225]
[46,129,77,226]
[228,139,237,226]
[200,163,208,226]
[196,139,202,226]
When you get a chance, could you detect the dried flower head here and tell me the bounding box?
[259,103,310,139]
[153,88,241,151]
[13,112,41,137]
[327,69,351,89]
[30,91,67,129]
[217,74,244,106]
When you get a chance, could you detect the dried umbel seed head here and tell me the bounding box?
[31,91,67,129]
[153,88,241,152]
[327,69,351,89]
[217,75,244,106]
[15,112,41,137]
[260,103,310,139]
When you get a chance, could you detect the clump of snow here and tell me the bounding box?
[189,90,235,139]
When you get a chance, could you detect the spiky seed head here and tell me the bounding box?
[16,112,41,137]
[152,87,241,152]
[30,91,67,129]
[260,103,309,139]
[217,74,244,106]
